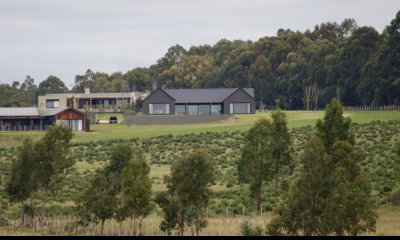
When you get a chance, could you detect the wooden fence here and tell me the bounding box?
[342,105,400,111]
[289,105,400,111]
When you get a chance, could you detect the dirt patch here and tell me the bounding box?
[217,116,240,124]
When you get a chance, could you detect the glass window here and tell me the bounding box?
[211,104,222,115]
[149,103,170,114]
[198,105,210,115]
[231,103,250,114]
[175,105,186,115]
[46,99,59,108]
[20,120,30,126]
[58,119,83,131]
[186,105,199,115]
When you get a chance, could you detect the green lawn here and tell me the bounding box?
[1,111,400,147]
[72,111,400,143]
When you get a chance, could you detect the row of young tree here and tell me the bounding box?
[76,146,215,236]
[4,124,215,235]
[6,125,73,228]
[5,99,379,235]
[239,99,376,236]
[2,11,400,108]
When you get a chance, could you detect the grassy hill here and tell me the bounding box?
[0,111,399,217]
[0,111,399,236]
[1,111,399,148]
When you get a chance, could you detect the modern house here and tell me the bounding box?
[141,88,256,115]
[38,88,149,112]
[0,107,88,131]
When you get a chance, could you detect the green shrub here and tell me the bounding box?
[390,187,400,206]
[240,221,263,236]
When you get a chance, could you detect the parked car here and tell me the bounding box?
[109,116,118,124]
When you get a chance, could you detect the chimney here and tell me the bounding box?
[85,88,90,94]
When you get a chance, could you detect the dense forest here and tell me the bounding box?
[1,11,399,109]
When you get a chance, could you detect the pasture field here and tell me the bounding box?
[0,206,399,236]
[1,111,399,148]
[0,110,399,235]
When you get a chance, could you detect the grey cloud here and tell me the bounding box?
[0,0,399,86]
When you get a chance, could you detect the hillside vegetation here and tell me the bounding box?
[1,111,399,148]
[0,116,399,217]
[1,11,400,110]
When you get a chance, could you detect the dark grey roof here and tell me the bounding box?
[71,92,135,99]
[44,92,137,99]
[163,88,254,103]
[0,107,39,117]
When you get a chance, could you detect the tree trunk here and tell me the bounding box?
[137,218,143,236]
[20,200,24,227]
[312,83,319,111]
[101,219,105,235]
[304,85,312,110]
[256,177,263,216]
[256,153,264,216]
[30,196,34,227]
[336,230,344,236]
[179,213,185,236]
[129,217,134,236]
[41,187,48,227]
[274,173,279,209]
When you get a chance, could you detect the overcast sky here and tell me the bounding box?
[0,0,399,87]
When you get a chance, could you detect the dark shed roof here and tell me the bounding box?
[0,107,39,117]
[39,107,85,117]
[0,107,85,118]
[163,88,254,104]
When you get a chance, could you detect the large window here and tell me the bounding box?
[175,104,221,115]
[211,104,222,115]
[149,103,170,115]
[46,99,60,108]
[57,119,83,131]
[175,105,186,115]
[230,103,250,114]
[198,105,210,115]
[186,105,199,115]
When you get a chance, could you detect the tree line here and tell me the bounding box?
[1,11,400,109]
[5,98,381,235]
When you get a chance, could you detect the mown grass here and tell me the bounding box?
[63,110,400,144]
[0,111,399,235]
[2,119,398,218]
[1,111,399,147]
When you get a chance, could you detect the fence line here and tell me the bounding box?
[342,105,400,111]
[292,105,400,112]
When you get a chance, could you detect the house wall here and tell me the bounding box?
[56,109,85,121]
[223,89,256,114]
[38,95,68,109]
[124,114,230,125]
[0,108,88,131]
[142,89,175,115]
[0,118,42,131]
[56,109,86,131]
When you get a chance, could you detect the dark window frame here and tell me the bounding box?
[46,99,60,108]
[149,103,170,115]
[230,102,250,114]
